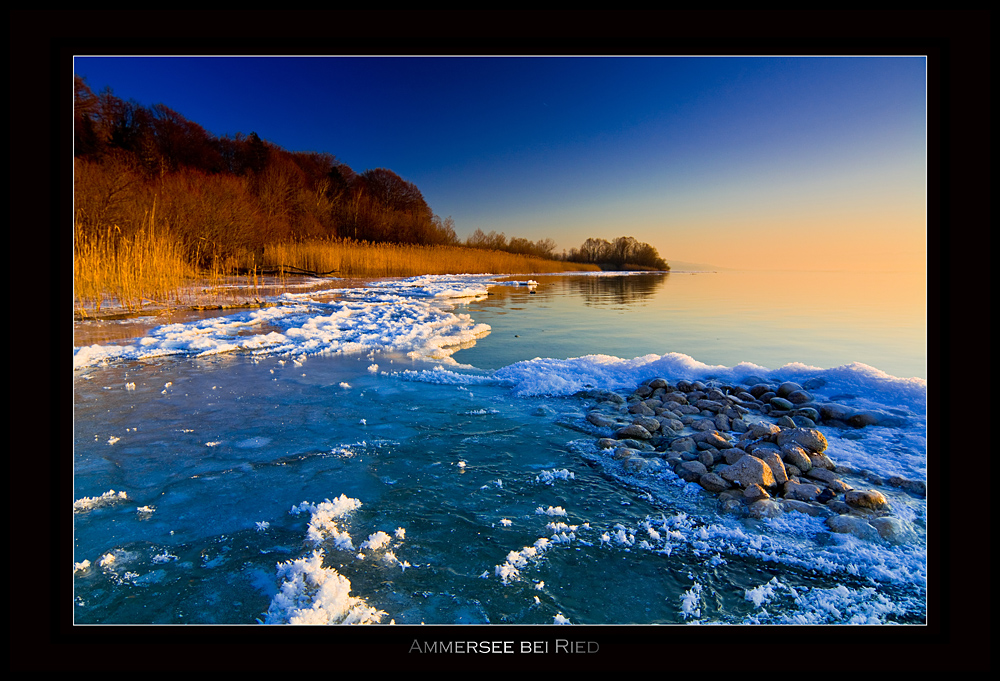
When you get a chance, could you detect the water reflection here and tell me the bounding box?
[488,273,668,309]
[563,273,668,308]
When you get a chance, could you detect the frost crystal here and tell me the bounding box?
[681,583,703,620]
[74,489,128,512]
[264,550,386,625]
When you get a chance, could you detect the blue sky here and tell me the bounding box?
[74,55,926,271]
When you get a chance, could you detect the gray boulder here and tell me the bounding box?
[631,415,661,433]
[845,489,891,511]
[720,455,776,488]
[780,444,813,473]
[676,460,708,482]
[698,473,731,493]
[783,480,822,502]
[776,427,829,454]
[870,517,914,544]
[826,515,881,542]
[587,412,617,428]
[615,424,652,440]
[748,498,782,519]
[670,437,697,453]
[780,499,832,517]
[758,451,789,485]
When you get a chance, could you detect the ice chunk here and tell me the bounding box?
[263,550,386,625]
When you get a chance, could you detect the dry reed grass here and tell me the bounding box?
[74,201,194,315]
[75,227,597,316]
[254,239,598,278]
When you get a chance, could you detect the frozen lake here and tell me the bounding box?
[72,270,927,625]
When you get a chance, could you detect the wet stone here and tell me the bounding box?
[819,402,852,421]
[746,440,781,457]
[670,437,697,453]
[870,516,913,544]
[777,381,803,398]
[776,427,829,454]
[699,473,731,493]
[618,438,654,451]
[631,415,661,433]
[826,515,880,542]
[826,500,853,515]
[622,457,651,473]
[721,455,775,488]
[781,444,812,473]
[845,489,891,511]
[587,412,618,428]
[748,498,782,519]
[693,430,731,448]
[723,448,748,465]
[809,453,836,470]
[628,402,655,416]
[780,499,832,517]
[676,460,709,482]
[786,390,813,404]
[783,480,822,502]
[613,447,637,460]
[615,424,652,440]
[758,451,789,485]
[888,476,926,497]
[743,484,770,502]
[770,397,795,411]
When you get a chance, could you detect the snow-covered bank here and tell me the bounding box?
[73,274,517,370]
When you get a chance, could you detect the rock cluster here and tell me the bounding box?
[583,376,921,545]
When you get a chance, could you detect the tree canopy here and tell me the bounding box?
[73,76,460,258]
[564,235,669,271]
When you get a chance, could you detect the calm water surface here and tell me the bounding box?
[455,270,926,379]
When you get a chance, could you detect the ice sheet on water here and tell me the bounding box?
[370,273,536,299]
[74,278,498,370]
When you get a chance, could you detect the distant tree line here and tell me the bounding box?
[563,236,669,271]
[74,76,461,267]
[464,229,558,260]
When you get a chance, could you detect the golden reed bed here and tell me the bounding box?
[75,225,597,315]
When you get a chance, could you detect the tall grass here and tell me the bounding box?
[74,229,597,316]
[253,239,599,278]
[74,202,193,315]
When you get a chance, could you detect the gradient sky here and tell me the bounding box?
[74,55,926,272]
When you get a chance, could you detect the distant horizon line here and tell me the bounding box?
[662,262,924,274]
